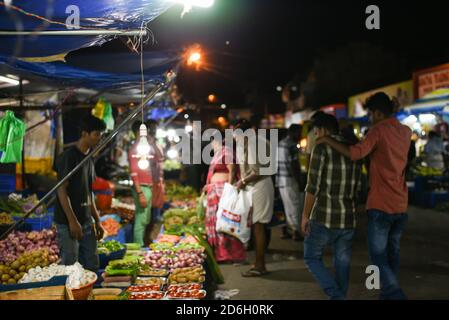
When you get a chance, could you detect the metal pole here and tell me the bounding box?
[19,78,26,190]
[0,82,165,240]
[0,30,147,36]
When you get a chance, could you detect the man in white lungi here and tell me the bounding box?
[233,119,275,277]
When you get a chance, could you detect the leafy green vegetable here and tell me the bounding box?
[150,242,174,251]
[185,226,224,284]
[98,240,124,254]
[125,243,141,251]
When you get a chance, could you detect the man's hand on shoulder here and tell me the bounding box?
[315,136,330,145]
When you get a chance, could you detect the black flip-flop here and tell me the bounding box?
[241,268,269,277]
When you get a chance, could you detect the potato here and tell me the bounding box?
[177,277,187,283]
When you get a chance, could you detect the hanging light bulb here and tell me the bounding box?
[138,156,150,170]
[136,123,151,156]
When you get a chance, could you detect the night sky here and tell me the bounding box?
[72,0,449,110]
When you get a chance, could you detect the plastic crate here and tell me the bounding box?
[0,276,68,292]
[423,191,449,208]
[0,174,15,195]
[103,228,126,244]
[98,248,126,270]
[13,214,53,231]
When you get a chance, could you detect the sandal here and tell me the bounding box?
[241,268,269,277]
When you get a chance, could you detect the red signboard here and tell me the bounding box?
[413,63,449,99]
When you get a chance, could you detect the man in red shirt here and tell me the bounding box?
[317,92,411,300]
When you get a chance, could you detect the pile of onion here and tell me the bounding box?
[0,229,59,264]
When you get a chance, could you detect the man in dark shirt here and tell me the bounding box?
[302,114,362,300]
[54,115,106,272]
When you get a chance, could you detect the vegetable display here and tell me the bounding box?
[98,240,124,255]
[19,262,97,289]
[171,250,206,270]
[129,291,165,300]
[111,200,135,223]
[165,183,198,201]
[155,234,181,244]
[163,159,181,171]
[101,218,120,236]
[138,264,169,277]
[163,208,201,234]
[0,212,13,225]
[105,259,137,276]
[143,250,173,270]
[0,249,52,285]
[167,289,206,299]
[167,283,202,292]
[168,266,206,284]
[0,194,46,217]
[0,229,59,264]
[127,285,162,292]
[125,243,141,251]
[134,277,166,286]
[173,242,203,252]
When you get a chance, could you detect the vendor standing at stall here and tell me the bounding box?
[424,131,445,170]
[145,119,165,244]
[54,115,106,272]
[129,121,155,247]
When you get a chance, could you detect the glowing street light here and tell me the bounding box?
[189,52,201,63]
[221,104,226,110]
[185,45,203,70]
[208,94,216,103]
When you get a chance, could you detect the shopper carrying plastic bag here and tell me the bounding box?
[216,182,252,244]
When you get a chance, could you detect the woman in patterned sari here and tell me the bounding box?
[204,135,247,263]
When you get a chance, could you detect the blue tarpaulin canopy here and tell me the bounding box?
[147,99,178,119]
[0,0,173,57]
[0,52,180,90]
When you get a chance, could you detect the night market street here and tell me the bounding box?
[218,206,449,300]
[2,0,449,305]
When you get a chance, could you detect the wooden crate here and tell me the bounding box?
[0,285,74,300]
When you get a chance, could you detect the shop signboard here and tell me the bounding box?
[413,63,449,99]
[320,103,347,119]
[348,80,414,118]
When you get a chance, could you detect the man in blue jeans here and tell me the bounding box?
[54,115,106,272]
[317,92,412,299]
[301,114,362,300]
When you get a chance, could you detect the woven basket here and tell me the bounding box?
[70,272,97,300]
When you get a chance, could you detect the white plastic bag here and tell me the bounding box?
[216,183,252,243]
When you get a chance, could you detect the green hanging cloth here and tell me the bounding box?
[102,99,115,131]
[0,110,14,151]
[92,97,114,131]
[0,110,26,163]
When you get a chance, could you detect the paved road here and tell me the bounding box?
[217,206,449,300]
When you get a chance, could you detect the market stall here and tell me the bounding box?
[400,89,449,208]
